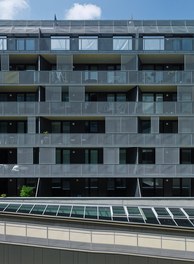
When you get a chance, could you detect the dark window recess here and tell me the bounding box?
[180,149,194,164]
[56,148,103,164]
[140,64,183,71]
[33,148,39,164]
[0,148,17,164]
[10,64,37,71]
[120,148,137,164]
[74,64,121,71]
[51,120,105,133]
[139,148,155,164]
[141,92,177,102]
[138,119,151,133]
[0,121,27,133]
[86,92,130,102]
[0,92,38,102]
[62,92,69,102]
[159,120,178,133]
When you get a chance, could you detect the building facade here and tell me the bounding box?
[0,20,194,197]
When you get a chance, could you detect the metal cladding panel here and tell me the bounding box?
[106,117,121,133]
[69,86,85,102]
[45,86,61,102]
[17,148,33,164]
[185,55,194,71]
[39,148,55,165]
[179,117,194,133]
[121,55,137,71]
[1,54,9,71]
[156,148,179,165]
[56,55,73,71]
[104,148,119,165]
[151,117,159,133]
[121,117,137,133]
[177,85,194,102]
[28,117,36,134]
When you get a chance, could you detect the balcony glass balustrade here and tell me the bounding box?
[0,101,193,116]
[0,133,193,147]
[0,70,193,85]
[0,164,193,178]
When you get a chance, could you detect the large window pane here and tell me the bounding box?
[26,39,35,50]
[79,36,98,50]
[143,36,164,50]
[51,36,70,50]
[113,37,132,50]
[0,36,7,50]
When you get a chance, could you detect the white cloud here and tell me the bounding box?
[65,3,101,20]
[0,0,29,19]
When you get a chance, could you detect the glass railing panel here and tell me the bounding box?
[82,102,97,115]
[82,164,98,175]
[97,102,114,115]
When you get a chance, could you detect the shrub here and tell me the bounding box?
[20,185,34,197]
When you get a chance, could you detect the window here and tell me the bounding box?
[16,39,35,51]
[143,36,164,50]
[138,119,151,133]
[180,149,194,164]
[113,36,132,50]
[0,36,7,50]
[51,36,70,50]
[139,148,155,164]
[79,36,98,50]
[159,120,178,133]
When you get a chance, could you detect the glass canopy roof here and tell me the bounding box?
[0,202,194,228]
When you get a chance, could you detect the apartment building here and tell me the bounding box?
[0,20,193,197]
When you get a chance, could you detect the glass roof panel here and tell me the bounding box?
[141,208,159,224]
[98,207,111,220]
[168,208,186,218]
[71,206,84,218]
[30,205,46,215]
[183,208,194,217]
[17,204,34,213]
[43,205,59,216]
[154,207,171,217]
[112,206,126,215]
[57,205,72,217]
[85,206,98,219]
[113,216,128,222]
[127,207,141,216]
[128,217,145,223]
[4,204,21,212]
[0,203,8,211]
[174,218,193,227]
[158,218,177,226]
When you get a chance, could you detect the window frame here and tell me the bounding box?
[51,36,70,51]
[113,36,132,51]
[79,36,98,50]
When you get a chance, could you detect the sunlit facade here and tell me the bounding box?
[0,20,193,197]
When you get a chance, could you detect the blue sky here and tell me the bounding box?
[1,0,194,20]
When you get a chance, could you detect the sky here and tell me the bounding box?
[1,0,194,20]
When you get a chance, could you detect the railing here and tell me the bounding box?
[0,133,194,147]
[0,101,193,116]
[1,164,194,177]
[0,70,193,85]
[0,220,193,260]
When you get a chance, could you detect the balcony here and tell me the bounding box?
[0,101,193,116]
[0,70,192,86]
[0,164,194,178]
[0,133,193,147]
